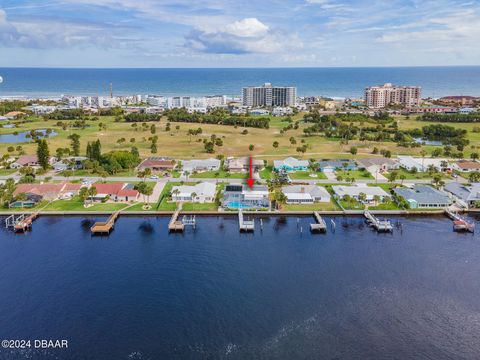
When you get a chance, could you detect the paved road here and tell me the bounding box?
[0,174,467,185]
[148,182,165,203]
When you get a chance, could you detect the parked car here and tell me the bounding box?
[150,175,159,180]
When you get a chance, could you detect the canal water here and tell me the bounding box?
[0,215,480,359]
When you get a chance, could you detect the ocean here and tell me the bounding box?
[0,67,479,99]
[1,215,480,359]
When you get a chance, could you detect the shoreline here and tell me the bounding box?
[0,209,459,216]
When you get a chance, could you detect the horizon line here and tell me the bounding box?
[1,65,480,70]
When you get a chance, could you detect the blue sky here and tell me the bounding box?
[0,0,479,67]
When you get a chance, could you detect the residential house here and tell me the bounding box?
[223,184,270,209]
[282,185,331,204]
[171,182,217,203]
[273,157,309,172]
[318,159,357,172]
[10,155,39,169]
[53,156,88,172]
[452,160,480,173]
[332,184,391,203]
[181,158,221,173]
[356,158,399,173]
[13,183,78,201]
[393,185,452,209]
[397,156,451,172]
[225,157,264,173]
[444,182,480,208]
[5,111,27,119]
[92,183,139,202]
[137,157,175,172]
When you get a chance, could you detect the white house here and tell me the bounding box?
[332,184,391,203]
[282,185,331,204]
[397,156,451,172]
[181,158,221,173]
[171,182,217,203]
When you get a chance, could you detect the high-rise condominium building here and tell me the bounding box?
[364,83,421,108]
[242,83,297,107]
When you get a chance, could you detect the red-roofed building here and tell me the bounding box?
[14,183,66,201]
[11,155,39,169]
[92,183,139,202]
[138,157,175,172]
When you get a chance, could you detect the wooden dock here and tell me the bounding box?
[310,211,327,233]
[91,211,120,234]
[445,208,475,233]
[239,210,254,232]
[364,210,393,233]
[5,213,39,232]
[168,209,185,232]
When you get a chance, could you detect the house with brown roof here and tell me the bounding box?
[10,155,39,169]
[453,160,480,173]
[92,183,139,202]
[137,157,175,172]
[225,157,264,173]
[14,183,68,201]
[5,111,27,119]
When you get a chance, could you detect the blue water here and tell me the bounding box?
[0,129,57,143]
[1,215,480,359]
[225,201,255,209]
[0,67,479,98]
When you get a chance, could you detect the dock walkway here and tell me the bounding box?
[239,210,254,232]
[168,209,185,232]
[5,213,39,232]
[91,211,120,234]
[310,211,327,233]
[364,210,393,232]
[445,208,475,232]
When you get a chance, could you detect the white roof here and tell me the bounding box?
[182,158,220,171]
[282,185,330,199]
[274,157,309,168]
[172,182,216,197]
[332,185,390,198]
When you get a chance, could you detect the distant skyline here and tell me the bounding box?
[1,0,480,68]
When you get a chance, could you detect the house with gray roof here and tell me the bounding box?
[282,185,331,204]
[393,185,451,209]
[273,157,309,172]
[318,159,357,172]
[181,158,221,173]
[356,157,399,172]
[444,182,480,208]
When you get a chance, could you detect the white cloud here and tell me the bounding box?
[185,18,301,54]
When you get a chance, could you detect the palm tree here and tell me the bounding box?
[420,149,427,171]
[190,192,197,211]
[172,188,180,202]
[399,174,406,185]
[87,186,97,205]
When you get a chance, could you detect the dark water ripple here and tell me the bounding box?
[0,215,480,359]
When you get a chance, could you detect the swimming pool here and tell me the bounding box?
[225,201,252,209]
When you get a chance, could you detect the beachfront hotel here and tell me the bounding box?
[242,83,297,107]
[364,83,421,108]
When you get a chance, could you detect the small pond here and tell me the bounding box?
[0,129,58,143]
[413,137,444,146]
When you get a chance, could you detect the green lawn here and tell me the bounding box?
[0,169,17,176]
[43,196,131,211]
[282,201,340,211]
[387,168,450,180]
[260,166,275,180]
[335,169,374,180]
[368,200,401,210]
[338,198,365,210]
[288,171,327,180]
